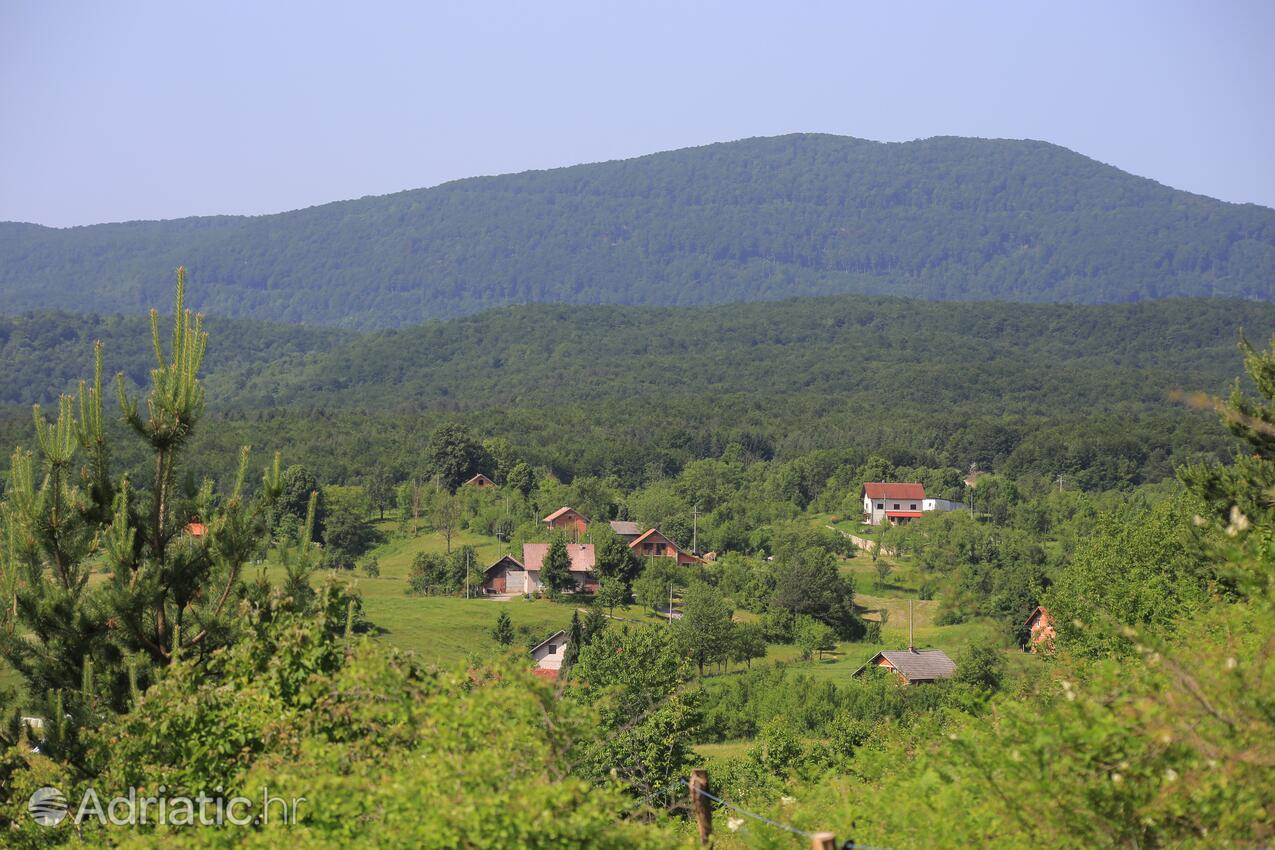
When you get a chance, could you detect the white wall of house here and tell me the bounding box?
[863,493,924,525]
[923,498,964,512]
[532,639,566,670]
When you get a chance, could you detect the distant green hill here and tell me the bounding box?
[3,134,1274,328]
[3,295,1271,492]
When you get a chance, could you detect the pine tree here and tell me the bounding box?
[0,268,281,756]
[539,536,571,598]
[561,610,582,671]
[492,609,514,646]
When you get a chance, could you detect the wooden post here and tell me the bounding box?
[811,832,837,850]
[689,768,711,846]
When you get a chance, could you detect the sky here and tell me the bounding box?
[1,0,1272,227]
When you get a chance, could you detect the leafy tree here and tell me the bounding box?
[569,625,700,805]
[365,467,395,520]
[675,582,734,675]
[955,641,1006,692]
[1,586,670,849]
[730,621,767,670]
[491,609,514,647]
[481,436,519,483]
[595,576,629,616]
[507,461,537,499]
[322,488,377,569]
[275,464,325,541]
[772,542,862,639]
[1046,498,1208,656]
[538,535,572,598]
[428,482,463,554]
[592,524,641,583]
[425,423,487,491]
[795,616,837,660]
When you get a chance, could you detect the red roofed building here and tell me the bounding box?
[1025,606,1056,653]
[521,543,598,593]
[629,528,702,565]
[184,522,208,538]
[862,483,926,526]
[542,506,588,540]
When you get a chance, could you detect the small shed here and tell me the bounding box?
[854,649,956,685]
[481,554,527,595]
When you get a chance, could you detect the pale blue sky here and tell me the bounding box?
[2,0,1272,226]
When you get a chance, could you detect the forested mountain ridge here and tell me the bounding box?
[3,134,1274,328]
[3,295,1272,491]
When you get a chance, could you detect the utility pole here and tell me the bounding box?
[1057,473,1065,493]
[465,549,471,599]
[908,599,914,652]
[692,505,698,555]
[668,583,673,625]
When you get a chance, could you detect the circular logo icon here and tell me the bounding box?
[28,786,68,826]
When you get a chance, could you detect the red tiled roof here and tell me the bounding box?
[543,506,586,523]
[530,668,559,681]
[1025,606,1053,627]
[863,482,926,500]
[185,522,208,538]
[522,543,596,572]
[885,511,923,518]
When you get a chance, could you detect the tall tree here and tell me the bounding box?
[426,424,488,492]
[675,582,734,675]
[0,268,281,757]
[538,536,572,598]
[365,467,395,521]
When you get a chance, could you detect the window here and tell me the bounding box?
[893,503,900,510]
[876,503,883,509]
[910,503,917,510]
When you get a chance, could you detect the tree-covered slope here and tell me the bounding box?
[3,134,1274,328]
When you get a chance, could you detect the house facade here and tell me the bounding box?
[862,482,927,525]
[530,630,568,679]
[521,543,598,593]
[629,528,701,565]
[464,473,497,488]
[480,554,528,594]
[543,507,588,540]
[1025,606,1056,652]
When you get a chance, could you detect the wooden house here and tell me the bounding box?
[464,473,497,488]
[480,554,527,595]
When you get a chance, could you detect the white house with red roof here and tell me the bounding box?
[861,482,963,526]
[862,482,926,525]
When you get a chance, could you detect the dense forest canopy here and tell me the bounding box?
[3,134,1274,328]
[1,294,1270,492]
